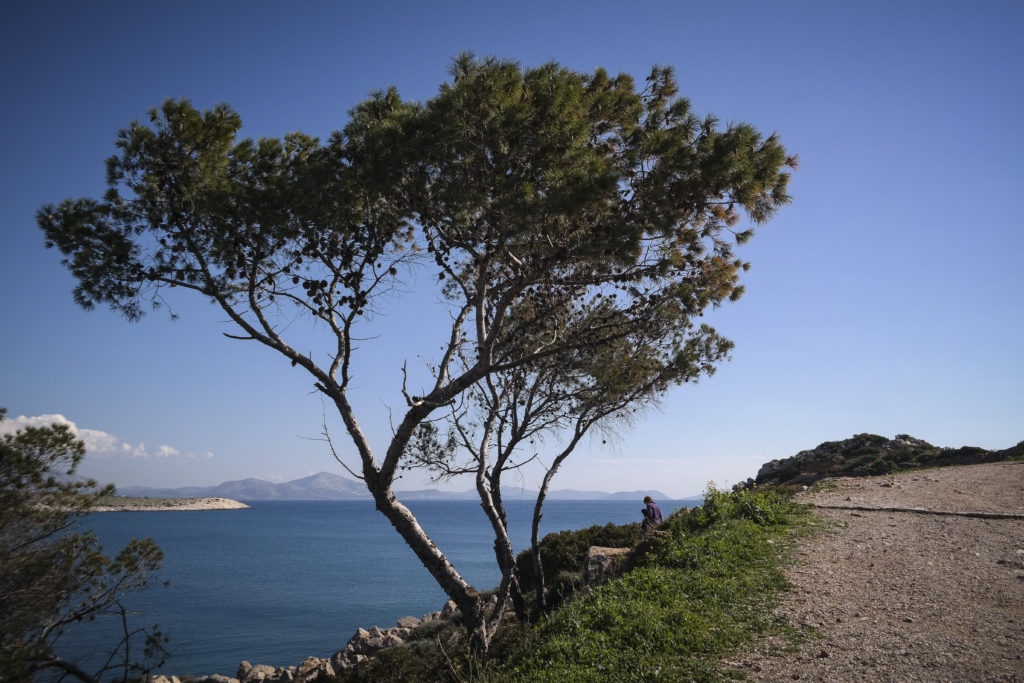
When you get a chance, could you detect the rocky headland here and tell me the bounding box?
[751,433,1023,488]
[149,598,490,683]
[91,497,250,512]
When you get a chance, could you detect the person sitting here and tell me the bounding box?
[641,495,663,537]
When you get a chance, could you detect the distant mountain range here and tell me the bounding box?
[116,471,674,502]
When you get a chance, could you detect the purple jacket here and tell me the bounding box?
[643,501,663,525]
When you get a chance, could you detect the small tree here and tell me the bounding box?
[38,55,794,655]
[0,409,167,682]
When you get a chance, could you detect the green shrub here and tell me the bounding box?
[514,522,641,593]
[678,484,800,532]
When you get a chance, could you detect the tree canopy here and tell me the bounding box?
[39,55,794,654]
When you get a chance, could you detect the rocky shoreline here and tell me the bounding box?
[150,597,493,683]
[91,497,250,512]
[146,547,634,682]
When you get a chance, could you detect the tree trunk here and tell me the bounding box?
[480,492,527,621]
[369,487,488,654]
[529,429,586,620]
[530,483,550,621]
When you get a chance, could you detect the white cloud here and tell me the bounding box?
[0,413,212,461]
[155,444,181,458]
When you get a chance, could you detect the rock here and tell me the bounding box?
[757,459,782,480]
[296,656,321,677]
[347,626,388,656]
[195,676,240,683]
[421,610,442,622]
[306,660,335,681]
[382,633,405,648]
[150,676,180,683]
[331,648,368,672]
[237,662,277,682]
[581,546,630,587]
[396,615,421,629]
[294,656,335,682]
[440,599,458,619]
[347,627,370,647]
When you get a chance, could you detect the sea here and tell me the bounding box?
[58,497,701,677]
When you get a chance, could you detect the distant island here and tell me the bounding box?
[115,471,677,502]
[93,496,250,512]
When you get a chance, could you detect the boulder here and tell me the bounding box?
[237,662,276,682]
[331,648,369,672]
[581,546,630,587]
[295,656,321,678]
[347,626,390,656]
[757,459,782,480]
[306,660,335,681]
[294,656,336,682]
[396,615,421,629]
[347,627,370,648]
[381,632,406,649]
[440,599,458,620]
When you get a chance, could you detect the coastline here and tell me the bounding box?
[92,497,250,512]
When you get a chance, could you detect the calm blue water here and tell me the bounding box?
[58,498,699,677]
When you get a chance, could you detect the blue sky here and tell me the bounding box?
[1,1,1021,498]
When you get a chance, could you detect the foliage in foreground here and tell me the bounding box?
[0,409,167,682]
[328,487,809,682]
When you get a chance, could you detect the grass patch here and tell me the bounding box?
[489,487,812,681]
[808,479,838,493]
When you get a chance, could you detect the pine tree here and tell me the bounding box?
[0,409,167,681]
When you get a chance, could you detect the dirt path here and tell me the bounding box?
[731,461,1024,682]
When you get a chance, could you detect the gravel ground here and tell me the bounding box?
[731,461,1024,682]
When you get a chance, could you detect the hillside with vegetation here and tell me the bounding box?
[310,487,812,682]
[753,433,1024,488]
